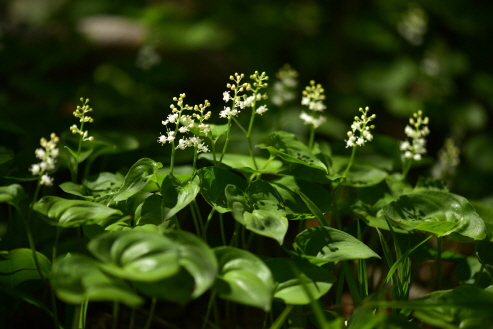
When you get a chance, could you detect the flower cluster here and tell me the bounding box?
[70,98,94,142]
[400,110,430,161]
[345,107,376,148]
[247,71,269,115]
[158,94,211,153]
[271,64,298,107]
[431,138,460,180]
[221,73,248,119]
[29,133,59,186]
[300,80,326,128]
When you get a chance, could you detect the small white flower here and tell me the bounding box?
[40,174,54,187]
[242,95,255,108]
[30,164,41,175]
[356,138,365,146]
[345,107,376,148]
[400,110,429,162]
[158,134,167,144]
[35,148,45,159]
[400,141,410,151]
[301,97,310,106]
[413,154,422,161]
[256,105,268,115]
[179,126,189,133]
[223,91,231,102]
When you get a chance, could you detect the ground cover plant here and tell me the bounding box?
[1,66,493,329]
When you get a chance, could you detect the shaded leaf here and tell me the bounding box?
[161,173,200,220]
[0,249,51,288]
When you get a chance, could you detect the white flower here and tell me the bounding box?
[400,141,410,151]
[179,126,189,133]
[220,107,240,119]
[40,174,53,187]
[167,131,176,142]
[400,110,429,162]
[35,148,45,159]
[223,91,231,102]
[256,105,268,115]
[30,164,41,175]
[158,134,167,144]
[242,95,255,108]
[345,107,376,148]
[413,154,422,161]
[301,97,310,106]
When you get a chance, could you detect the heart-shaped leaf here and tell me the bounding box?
[294,226,380,265]
[198,166,247,213]
[87,231,180,282]
[51,253,143,307]
[383,191,486,240]
[161,173,200,220]
[33,196,122,227]
[257,131,327,172]
[213,246,274,311]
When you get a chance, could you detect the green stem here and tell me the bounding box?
[342,146,357,179]
[402,159,412,179]
[169,143,176,174]
[308,125,316,150]
[229,221,241,247]
[143,298,157,329]
[112,302,119,329]
[129,308,136,329]
[219,119,232,165]
[192,146,198,175]
[219,212,226,245]
[202,209,216,240]
[201,292,217,329]
[189,203,202,237]
[211,141,217,166]
[246,104,259,170]
[437,236,442,289]
[268,304,294,329]
[72,305,81,329]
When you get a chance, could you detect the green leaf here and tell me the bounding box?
[137,194,164,226]
[265,258,335,305]
[0,249,51,288]
[352,200,409,234]
[87,230,180,282]
[0,147,14,164]
[383,191,486,240]
[271,176,332,218]
[294,226,381,265]
[225,184,288,245]
[198,166,247,213]
[470,201,493,241]
[33,196,122,227]
[110,158,162,203]
[199,153,282,174]
[332,156,387,187]
[165,230,217,298]
[0,184,29,215]
[51,253,143,307]
[257,131,327,172]
[161,173,200,220]
[213,246,274,311]
[208,123,229,141]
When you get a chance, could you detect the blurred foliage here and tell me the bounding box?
[1,0,493,198]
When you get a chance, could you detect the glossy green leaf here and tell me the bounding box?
[198,166,247,213]
[51,253,143,307]
[294,226,380,265]
[0,249,51,288]
[265,258,335,305]
[138,194,164,226]
[111,158,162,203]
[161,173,200,220]
[213,246,274,311]
[207,123,229,141]
[164,230,217,298]
[60,172,125,199]
[332,156,388,187]
[470,201,493,241]
[199,153,282,174]
[352,200,409,234]
[0,184,29,214]
[383,191,486,240]
[87,231,180,282]
[225,184,288,245]
[33,196,122,227]
[257,131,327,172]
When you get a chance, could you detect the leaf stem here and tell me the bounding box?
[308,125,315,150]
[268,304,294,329]
[342,146,357,179]
[143,298,157,329]
[437,236,442,289]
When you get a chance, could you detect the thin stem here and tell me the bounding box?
[219,212,226,245]
[201,292,217,329]
[268,304,294,329]
[402,159,412,179]
[72,305,81,329]
[246,104,259,170]
[437,236,442,289]
[169,143,176,174]
[308,125,316,150]
[143,298,157,329]
[192,200,205,234]
[202,209,216,240]
[342,146,357,179]
[211,141,217,166]
[129,308,136,329]
[192,146,198,175]
[219,119,232,164]
[112,302,119,329]
[229,221,241,247]
[189,202,202,237]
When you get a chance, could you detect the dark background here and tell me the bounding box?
[1,0,493,199]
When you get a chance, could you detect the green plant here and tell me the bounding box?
[1,66,492,329]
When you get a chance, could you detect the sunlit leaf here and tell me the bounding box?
[332,156,387,187]
[33,196,122,227]
[87,230,180,282]
[257,131,327,172]
[383,191,486,240]
[294,226,380,265]
[199,153,282,174]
